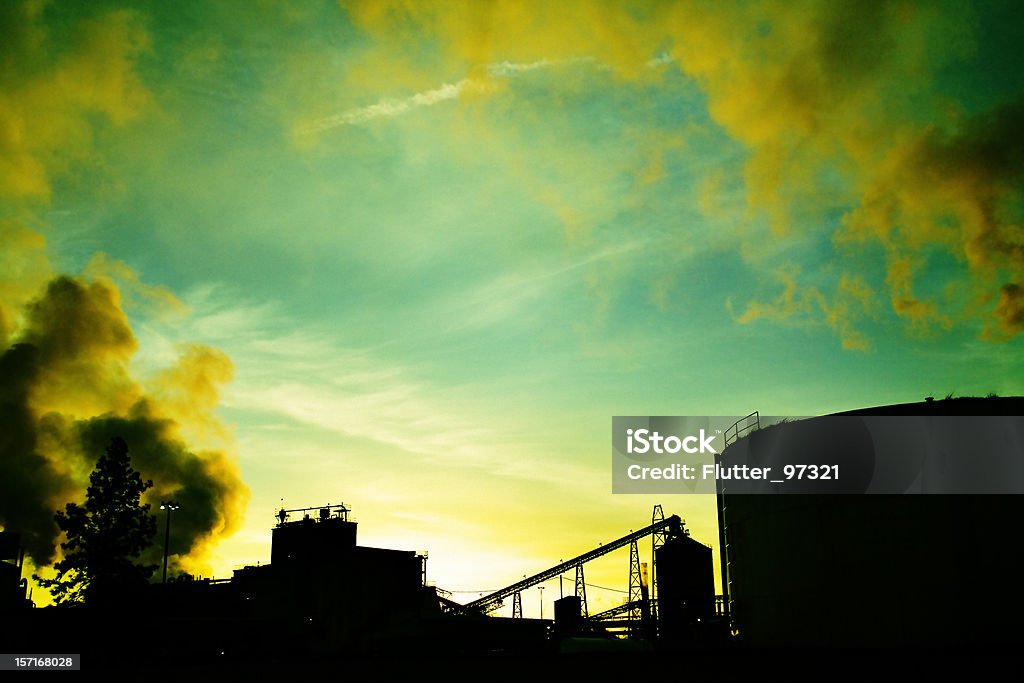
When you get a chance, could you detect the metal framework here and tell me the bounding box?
[650,504,665,622]
[275,502,350,525]
[574,564,588,617]
[512,591,522,619]
[587,599,659,622]
[437,592,475,616]
[628,539,643,622]
[463,515,683,615]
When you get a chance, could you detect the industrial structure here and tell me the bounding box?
[11,397,1019,658]
[137,501,719,654]
[716,397,1024,648]
[7,397,1021,661]
[446,507,718,645]
[0,532,28,611]
[2,497,718,659]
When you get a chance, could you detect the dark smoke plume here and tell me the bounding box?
[0,276,248,572]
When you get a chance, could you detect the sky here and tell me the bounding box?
[2,1,1023,615]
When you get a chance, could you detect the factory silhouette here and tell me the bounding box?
[2,396,1023,666]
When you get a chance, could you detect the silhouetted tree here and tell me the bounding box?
[35,437,157,607]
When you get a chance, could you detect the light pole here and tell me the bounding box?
[538,585,544,620]
[159,501,180,584]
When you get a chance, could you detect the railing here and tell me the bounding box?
[587,599,658,622]
[724,411,760,448]
[719,412,757,635]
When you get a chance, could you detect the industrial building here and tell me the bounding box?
[145,503,432,655]
[1,497,719,662]
[139,501,719,655]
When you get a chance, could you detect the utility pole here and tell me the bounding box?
[159,501,180,583]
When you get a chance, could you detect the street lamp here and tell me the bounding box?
[159,501,180,584]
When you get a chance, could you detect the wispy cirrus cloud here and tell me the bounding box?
[137,284,597,486]
[437,239,650,333]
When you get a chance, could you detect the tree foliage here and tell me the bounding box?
[35,437,157,607]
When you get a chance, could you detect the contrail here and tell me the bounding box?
[298,57,596,134]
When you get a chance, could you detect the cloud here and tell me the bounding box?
[83,253,188,320]
[140,286,600,488]
[0,219,52,345]
[840,97,1024,338]
[730,266,878,351]
[987,283,1024,340]
[0,2,152,200]
[333,0,1021,344]
[340,1,656,74]
[440,240,648,331]
[661,2,1009,340]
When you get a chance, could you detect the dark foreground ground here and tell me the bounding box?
[1,609,1017,680]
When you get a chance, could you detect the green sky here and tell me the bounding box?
[2,1,1023,614]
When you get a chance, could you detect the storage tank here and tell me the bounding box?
[717,397,1024,647]
[655,533,714,641]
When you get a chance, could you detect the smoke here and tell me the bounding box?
[0,343,76,564]
[0,276,249,573]
[76,409,247,572]
[0,2,247,577]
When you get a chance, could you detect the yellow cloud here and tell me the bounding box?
[985,283,1024,340]
[0,3,151,200]
[0,218,52,344]
[331,1,1018,343]
[730,266,877,351]
[84,253,188,320]
[840,99,1024,337]
[341,1,656,76]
